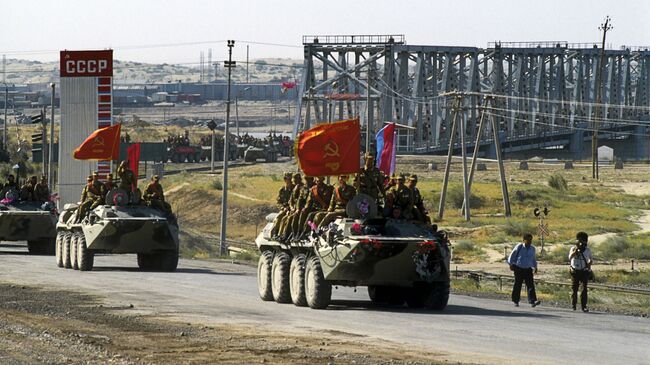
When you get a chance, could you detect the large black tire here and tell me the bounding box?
[63,233,73,269]
[76,234,94,271]
[304,256,331,309]
[70,233,80,270]
[289,254,307,307]
[257,250,274,301]
[425,281,450,311]
[158,249,179,272]
[137,253,154,271]
[27,238,55,255]
[271,252,292,304]
[55,232,64,267]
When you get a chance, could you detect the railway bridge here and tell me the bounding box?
[293,35,650,160]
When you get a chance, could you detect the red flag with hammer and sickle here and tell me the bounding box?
[73,124,121,161]
[296,118,360,176]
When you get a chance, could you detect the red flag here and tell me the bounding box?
[281,81,297,93]
[127,143,141,189]
[296,118,360,176]
[73,124,121,160]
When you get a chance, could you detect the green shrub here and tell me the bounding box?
[547,173,568,191]
[543,244,570,264]
[454,240,477,252]
[596,236,650,260]
[211,180,223,190]
[447,186,485,209]
[503,219,535,237]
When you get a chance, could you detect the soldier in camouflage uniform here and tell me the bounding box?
[20,176,38,201]
[75,175,104,223]
[270,172,293,238]
[117,161,136,197]
[278,173,305,241]
[143,175,172,214]
[298,176,333,238]
[314,175,357,228]
[288,176,314,240]
[355,153,386,206]
[34,176,50,202]
[387,174,412,219]
[408,174,430,223]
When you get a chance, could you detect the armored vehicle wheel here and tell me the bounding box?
[55,233,64,267]
[289,254,307,307]
[71,233,80,270]
[76,234,94,271]
[158,249,179,272]
[425,281,450,311]
[257,250,274,301]
[304,256,331,310]
[63,233,73,269]
[271,252,292,304]
[137,253,155,271]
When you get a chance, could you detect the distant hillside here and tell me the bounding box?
[1,57,302,85]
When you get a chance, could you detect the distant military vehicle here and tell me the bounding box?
[255,194,451,310]
[55,189,179,271]
[243,145,278,163]
[0,189,57,254]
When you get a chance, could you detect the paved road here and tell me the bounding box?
[1,244,648,365]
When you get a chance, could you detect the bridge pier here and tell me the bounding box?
[569,124,587,161]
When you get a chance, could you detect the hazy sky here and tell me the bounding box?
[3,0,648,64]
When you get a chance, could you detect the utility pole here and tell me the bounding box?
[41,107,47,178]
[437,95,461,220]
[365,78,371,154]
[48,83,55,188]
[220,40,235,256]
[3,84,7,148]
[592,16,613,180]
[246,45,249,83]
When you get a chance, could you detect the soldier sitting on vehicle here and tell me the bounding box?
[270,172,293,238]
[313,175,357,229]
[278,173,305,241]
[408,174,431,224]
[75,175,104,223]
[286,176,314,241]
[34,176,50,202]
[117,160,136,199]
[386,174,412,219]
[1,174,18,200]
[20,176,38,201]
[356,153,386,207]
[143,175,172,214]
[103,173,115,196]
[298,176,333,238]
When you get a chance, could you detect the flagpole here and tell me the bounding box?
[220,40,235,256]
[366,81,371,155]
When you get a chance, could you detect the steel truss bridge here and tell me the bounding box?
[293,35,650,159]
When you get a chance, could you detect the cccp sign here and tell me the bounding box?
[60,50,113,77]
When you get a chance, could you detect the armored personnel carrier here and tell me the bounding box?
[255,194,450,310]
[0,189,57,254]
[55,188,179,272]
[243,145,278,163]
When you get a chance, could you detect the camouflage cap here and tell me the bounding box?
[40,175,46,180]
[86,175,93,181]
[397,174,406,181]
[152,175,160,180]
[292,172,302,180]
[409,174,418,182]
[107,173,113,179]
[339,175,349,180]
[283,172,292,179]
[93,171,99,176]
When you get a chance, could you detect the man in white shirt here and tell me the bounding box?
[569,231,593,312]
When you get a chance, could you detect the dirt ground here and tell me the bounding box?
[0,283,461,365]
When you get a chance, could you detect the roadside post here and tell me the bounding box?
[534,206,550,254]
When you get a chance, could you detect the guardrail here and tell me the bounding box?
[453,269,650,296]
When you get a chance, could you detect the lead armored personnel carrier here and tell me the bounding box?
[55,188,179,271]
[0,189,57,254]
[255,194,451,310]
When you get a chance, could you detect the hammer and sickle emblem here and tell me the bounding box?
[91,136,105,148]
[325,162,340,172]
[323,140,340,158]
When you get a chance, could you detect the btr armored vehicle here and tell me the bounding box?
[0,189,57,254]
[255,194,451,310]
[55,189,179,271]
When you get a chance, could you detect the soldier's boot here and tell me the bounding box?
[270,211,287,238]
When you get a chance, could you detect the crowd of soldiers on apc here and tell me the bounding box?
[1,174,51,203]
[74,160,172,223]
[270,153,430,243]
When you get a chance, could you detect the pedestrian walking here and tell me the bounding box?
[569,231,593,312]
[507,233,541,307]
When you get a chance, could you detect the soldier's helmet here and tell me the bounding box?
[409,174,418,182]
